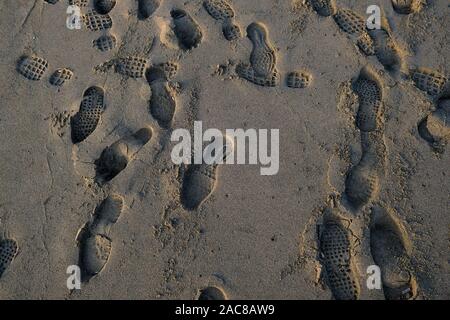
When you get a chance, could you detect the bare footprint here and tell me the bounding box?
[370,205,417,300]
[171,9,203,50]
[318,204,359,300]
[198,286,227,300]
[0,239,19,279]
[78,194,124,281]
[95,127,152,184]
[71,86,106,143]
[237,22,280,87]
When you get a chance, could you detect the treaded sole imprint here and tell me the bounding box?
[0,239,19,278]
[370,205,417,300]
[391,0,420,14]
[71,86,105,143]
[318,207,359,300]
[410,68,449,98]
[17,55,48,81]
[310,0,337,17]
[95,127,153,183]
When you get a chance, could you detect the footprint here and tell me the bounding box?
[418,99,450,150]
[391,0,420,14]
[318,206,359,300]
[94,34,117,52]
[69,0,88,6]
[137,0,161,20]
[333,9,375,56]
[17,55,48,81]
[203,0,241,41]
[410,68,449,98]
[310,0,337,17]
[115,56,148,78]
[95,127,153,184]
[78,194,123,280]
[286,71,312,89]
[94,0,116,15]
[198,286,227,300]
[0,239,19,279]
[44,0,59,4]
[344,131,385,209]
[146,62,178,128]
[369,28,403,73]
[171,9,203,50]
[370,205,417,300]
[83,10,113,31]
[352,68,383,132]
[181,136,233,210]
[71,86,106,144]
[50,68,73,87]
[237,22,279,87]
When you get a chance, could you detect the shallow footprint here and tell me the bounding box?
[146,63,178,128]
[0,239,19,278]
[71,86,106,144]
[79,195,123,280]
[95,127,153,184]
[369,28,403,74]
[352,68,383,132]
[237,22,279,87]
[318,206,359,300]
[391,0,420,14]
[203,0,241,41]
[418,99,450,150]
[310,0,336,17]
[17,55,48,81]
[138,0,161,20]
[171,9,203,50]
[410,67,449,98]
[370,205,417,300]
[198,286,227,300]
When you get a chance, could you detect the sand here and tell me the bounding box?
[0,0,448,300]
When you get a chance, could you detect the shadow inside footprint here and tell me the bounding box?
[138,0,161,20]
[95,127,152,184]
[198,286,227,300]
[171,9,203,50]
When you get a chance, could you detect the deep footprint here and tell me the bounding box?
[198,286,227,300]
[78,194,123,281]
[181,163,218,210]
[171,9,203,50]
[0,239,18,278]
[71,86,106,143]
[310,0,336,17]
[237,22,279,87]
[370,205,417,300]
[369,28,403,73]
[83,10,113,31]
[318,206,359,300]
[95,127,152,183]
[94,0,116,15]
[50,68,73,87]
[146,62,178,128]
[138,0,161,20]
[352,68,383,132]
